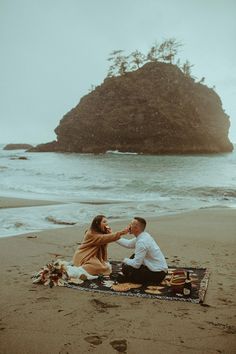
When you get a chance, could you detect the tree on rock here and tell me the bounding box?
[129,50,146,70]
[107,50,129,77]
[158,38,182,63]
[146,42,160,62]
[181,60,194,77]
[107,39,187,77]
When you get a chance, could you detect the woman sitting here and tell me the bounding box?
[72,215,128,277]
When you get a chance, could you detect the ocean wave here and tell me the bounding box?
[14,222,25,228]
[88,184,116,191]
[0,145,236,216]
[106,150,138,155]
[190,187,236,199]
[122,179,162,191]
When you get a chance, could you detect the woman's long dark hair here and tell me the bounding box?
[90,215,106,233]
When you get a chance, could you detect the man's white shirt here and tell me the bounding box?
[116,231,168,272]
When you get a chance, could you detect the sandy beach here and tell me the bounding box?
[0,196,63,209]
[0,197,235,354]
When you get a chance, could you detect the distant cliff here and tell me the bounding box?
[31,62,233,154]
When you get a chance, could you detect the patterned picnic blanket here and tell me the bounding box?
[32,260,209,303]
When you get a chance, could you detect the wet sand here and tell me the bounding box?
[0,198,235,353]
[0,196,62,209]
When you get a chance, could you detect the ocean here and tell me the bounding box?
[0,144,236,237]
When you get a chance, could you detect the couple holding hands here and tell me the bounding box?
[72,215,167,285]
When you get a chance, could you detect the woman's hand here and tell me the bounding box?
[120,226,130,236]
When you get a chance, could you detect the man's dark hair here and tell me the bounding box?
[134,217,146,230]
[90,214,106,233]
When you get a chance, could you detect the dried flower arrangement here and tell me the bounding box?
[32,260,69,287]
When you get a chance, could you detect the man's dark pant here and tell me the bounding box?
[121,255,166,285]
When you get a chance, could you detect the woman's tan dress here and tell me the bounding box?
[72,230,121,275]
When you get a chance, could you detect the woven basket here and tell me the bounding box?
[170,270,187,293]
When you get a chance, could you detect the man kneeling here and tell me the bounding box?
[116,217,168,285]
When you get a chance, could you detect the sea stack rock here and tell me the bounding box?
[4,144,33,150]
[31,62,233,154]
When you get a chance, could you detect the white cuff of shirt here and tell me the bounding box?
[123,257,130,264]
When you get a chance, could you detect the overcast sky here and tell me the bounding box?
[0,0,236,144]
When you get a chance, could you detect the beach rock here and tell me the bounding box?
[4,144,33,150]
[31,62,233,154]
[45,216,76,225]
[10,156,28,160]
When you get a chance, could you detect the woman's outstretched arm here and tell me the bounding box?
[92,228,129,246]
